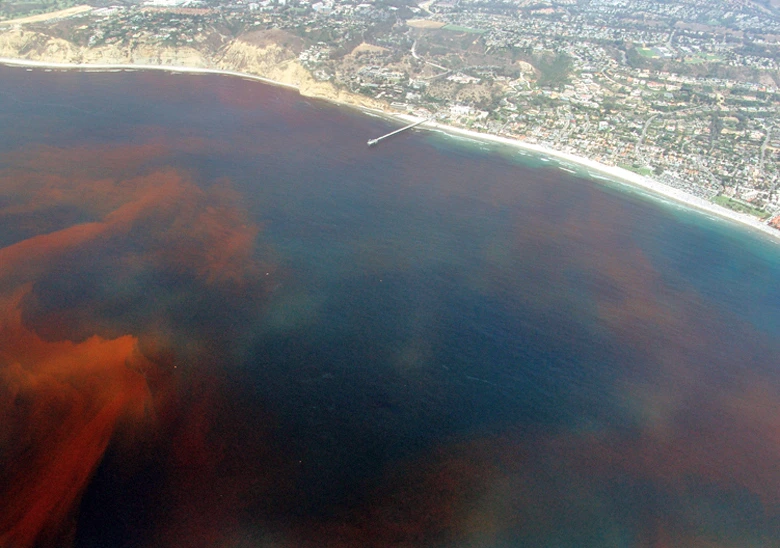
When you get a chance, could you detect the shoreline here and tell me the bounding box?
[1,56,778,245]
[397,116,780,245]
[0,56,301,91]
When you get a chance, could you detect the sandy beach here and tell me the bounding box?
[1,56,779,245]
[0,57,300,90]
[394,115,780,245]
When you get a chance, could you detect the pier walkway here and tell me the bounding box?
[367,118,432,147]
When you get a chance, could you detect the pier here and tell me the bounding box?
[367,118,432,147]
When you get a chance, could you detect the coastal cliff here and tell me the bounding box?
[0,28,209,66]
[0,28,81,61]
[0,28,380,110]
[216,39,381,108]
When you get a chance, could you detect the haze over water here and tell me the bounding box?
[0,66,778,547]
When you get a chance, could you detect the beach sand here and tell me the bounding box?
[392,115,780,245]
[1,56,778,245]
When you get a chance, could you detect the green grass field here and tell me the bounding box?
[685,53,722,64]
[712,195,770,219]
[619,163,653,176]
[637,47,660,58]
[442,24,486,34]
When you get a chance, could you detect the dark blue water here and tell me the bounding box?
[0,65,778,547]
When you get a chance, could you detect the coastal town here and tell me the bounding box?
[1,0,780,230]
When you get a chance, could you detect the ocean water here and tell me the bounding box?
[0,66,778,547]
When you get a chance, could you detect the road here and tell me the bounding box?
[0,5,92,25]
[411,40,450,78]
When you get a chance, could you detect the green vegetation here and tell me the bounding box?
[637,47,660,58]
[0,0,75,21]
[619,163,653,176]
[533,52,572,88]
[441,24,486,34]
[685,53,722,64]
[712,195,770,218]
